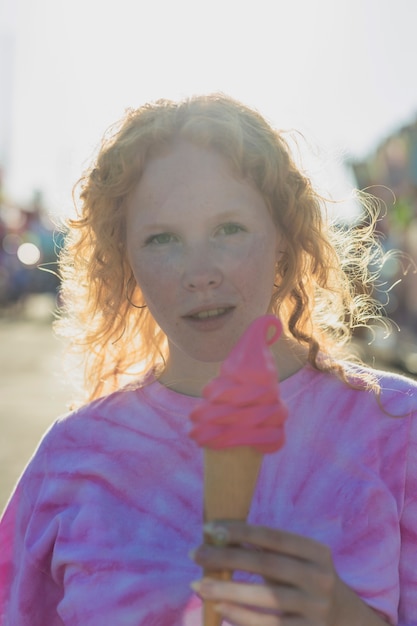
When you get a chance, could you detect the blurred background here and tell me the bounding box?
[1,0,417,510]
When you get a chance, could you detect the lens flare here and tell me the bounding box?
[17,243,41,266]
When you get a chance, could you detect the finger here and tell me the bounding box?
[192,578,310,615]
[193,544,319,590]
[209,599,315,626]
[192,579,281,610]
[214,601,281,626]
[204,521,328,564]
[218,604,313,626]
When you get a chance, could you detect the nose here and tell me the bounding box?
[181,247,223,291]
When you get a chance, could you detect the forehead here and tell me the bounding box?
[143,140,235,183]
[129,140,261,212]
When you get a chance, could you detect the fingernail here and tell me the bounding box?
[203,522,230,546]
[190,580,201,593]
[190,578,214,598]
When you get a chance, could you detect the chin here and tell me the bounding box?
[199,334,249,362]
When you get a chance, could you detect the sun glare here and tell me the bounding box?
[16,242,41,266]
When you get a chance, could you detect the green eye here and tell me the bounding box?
[219,223,245,235]
[146,233,176,245]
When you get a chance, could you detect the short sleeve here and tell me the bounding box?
[0,442,64,626]
[398,412,417,625]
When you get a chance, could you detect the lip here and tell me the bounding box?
[182,305,236,330]
[182,304,236,318]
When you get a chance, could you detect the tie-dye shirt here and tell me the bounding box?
[1,365,416,626]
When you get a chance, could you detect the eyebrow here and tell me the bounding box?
[139,207,255,229]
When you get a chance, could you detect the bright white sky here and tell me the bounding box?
[1,0,416,219]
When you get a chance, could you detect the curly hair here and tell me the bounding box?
[55,93,385,403]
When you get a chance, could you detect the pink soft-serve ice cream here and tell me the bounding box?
[190,314,288,452]
[189,315,288,626]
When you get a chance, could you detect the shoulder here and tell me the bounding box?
[30,372,194,470]
[9,377,174,511]
[283,364,417,454]
[345,364,417,417]
[40,379,151,448]
[298,363,417,415]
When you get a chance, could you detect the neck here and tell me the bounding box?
[157,334,307,397]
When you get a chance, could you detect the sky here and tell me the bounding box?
[0,0,416,219]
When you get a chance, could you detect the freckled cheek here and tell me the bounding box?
[227,240,276,296]
[130,255,179,308]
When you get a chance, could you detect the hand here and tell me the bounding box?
[190,521,389,626]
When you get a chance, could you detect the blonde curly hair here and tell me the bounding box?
[56,93,384,403]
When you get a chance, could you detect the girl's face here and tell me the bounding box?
[126,141,282,377]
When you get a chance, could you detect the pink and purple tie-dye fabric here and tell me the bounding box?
[1,365,416,625]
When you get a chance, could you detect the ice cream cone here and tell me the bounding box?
[189,316,288,625]
[203,446,263,626]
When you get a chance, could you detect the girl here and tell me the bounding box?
[1,94,416,625]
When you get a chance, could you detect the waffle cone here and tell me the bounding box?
[203,446,263,626]
[204,446,263,522]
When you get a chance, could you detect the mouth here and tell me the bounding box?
[184,306,235,321]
